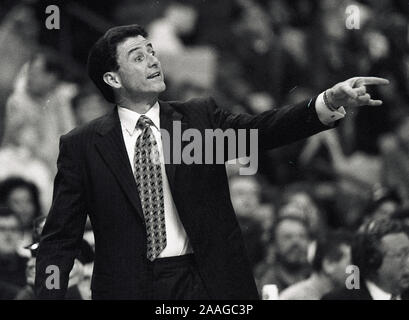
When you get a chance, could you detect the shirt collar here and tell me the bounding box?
[117,102,160,136]
[365,280,400,300]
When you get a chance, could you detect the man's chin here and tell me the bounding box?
[153,82,166,93]
[277,255,307,271]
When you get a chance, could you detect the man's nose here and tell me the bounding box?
[148,54,159,68]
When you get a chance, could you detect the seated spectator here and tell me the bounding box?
[323,218,409,300]
[255,216,311,294]
[15,216,94,300]
[0,135,53,212]
[280,183,327,238]
[0,177,42,233]
[362,185,402,223]
[1,49,77,176]
[280,230,352,300]
[0,207,27,299]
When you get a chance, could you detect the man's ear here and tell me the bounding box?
[103,72,122,89]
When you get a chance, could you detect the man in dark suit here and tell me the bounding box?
[34,24,389,300]
[322,218,409,300]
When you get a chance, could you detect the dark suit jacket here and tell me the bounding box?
[322,283,373,300]
[322,282,409,300]
[35,96,333,300]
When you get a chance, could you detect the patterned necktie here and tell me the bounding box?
[133,115,166,261]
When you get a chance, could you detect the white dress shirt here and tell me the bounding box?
[118,102,192,258]
[315,92,346,125]
[366,280,401,300]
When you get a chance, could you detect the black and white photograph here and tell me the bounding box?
[0,0,409,312]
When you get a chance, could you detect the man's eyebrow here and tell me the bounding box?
[127,43,153,57]
[127,47,141,57]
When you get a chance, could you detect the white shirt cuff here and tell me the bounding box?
[315,92,346,126]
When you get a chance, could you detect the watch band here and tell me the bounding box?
[323,90,341,112]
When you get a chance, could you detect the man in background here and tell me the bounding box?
[256,216,312,293]
[323,218,409,300]
[280,230,352,299]
[1,50,77,176]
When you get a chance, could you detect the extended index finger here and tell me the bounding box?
[356,77,390,86]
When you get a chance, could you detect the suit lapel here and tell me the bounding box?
[95,107,145,222]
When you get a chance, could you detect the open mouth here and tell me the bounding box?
[147,72,161,79]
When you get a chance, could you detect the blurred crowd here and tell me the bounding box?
[0,0,409,299]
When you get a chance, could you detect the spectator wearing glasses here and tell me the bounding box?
[323,218,409,300]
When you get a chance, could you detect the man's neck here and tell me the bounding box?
[117,95,158,114]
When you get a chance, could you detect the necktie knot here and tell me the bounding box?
[137,115,154,130]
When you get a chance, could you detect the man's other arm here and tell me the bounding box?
[208,94,344,152]
[34,134,87,299]
[209,76,389,152]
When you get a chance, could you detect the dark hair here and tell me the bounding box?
[87,24,148,103]
[352,218,406,280]
[0,177,42,221]
[364,186,401,216]
[392,207,409,221]
[0,206,17,218]
[29,48,67,81]
[312,230,352,272]
[272,215,310,241]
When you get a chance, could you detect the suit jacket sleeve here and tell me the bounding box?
[34,134,87,299]
[208,96,337,152]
